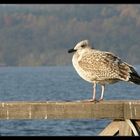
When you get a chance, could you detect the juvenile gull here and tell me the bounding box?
[68,40,140,101]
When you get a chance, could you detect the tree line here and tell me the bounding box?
[0,4,140,66]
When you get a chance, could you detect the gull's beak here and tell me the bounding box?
[68,48,76,53]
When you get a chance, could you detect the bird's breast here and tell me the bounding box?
[72,54,96,83]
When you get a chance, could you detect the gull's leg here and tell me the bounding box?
[87,82,96,102]
[92,82,96,100]
[82,82,97,102]
[98,84,105,101]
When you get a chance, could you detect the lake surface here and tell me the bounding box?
[0,66,140,136]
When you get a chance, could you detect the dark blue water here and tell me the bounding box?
[0,66,140,136]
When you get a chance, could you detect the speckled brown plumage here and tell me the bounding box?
[68,40,140,101]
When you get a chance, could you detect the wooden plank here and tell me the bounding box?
[0,100,124,120]
[132,121,140,135]
[135,121,140,127]
[0,100,140,120]
[124,101,140,120]
[119,120,132,136]
[99,121,119,136]
[125,119,139,136]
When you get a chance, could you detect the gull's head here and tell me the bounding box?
[68,40,91,53]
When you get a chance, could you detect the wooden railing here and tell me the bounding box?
[0,100,140,136]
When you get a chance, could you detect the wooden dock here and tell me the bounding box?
[0,100,140,136]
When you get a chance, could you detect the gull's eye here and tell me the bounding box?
[81,44,86,48]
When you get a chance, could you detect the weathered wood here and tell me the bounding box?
[99,119,140,136]
[119,120,132,136]
[131,121,140,135]
[125,119,138,136]
[124,101,140,119]
[0,100,140,120]
[135,121,140,127]
[99,121,119,136]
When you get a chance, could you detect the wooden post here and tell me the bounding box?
[0,100,140,136]
[119,120,132,136]
[99,120,119,136]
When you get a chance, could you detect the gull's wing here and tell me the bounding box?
[78,50,132,81]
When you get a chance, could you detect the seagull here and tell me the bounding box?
[68,40,140,102]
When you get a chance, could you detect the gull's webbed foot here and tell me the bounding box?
[96,98,104,102]
[82,98,98,103]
